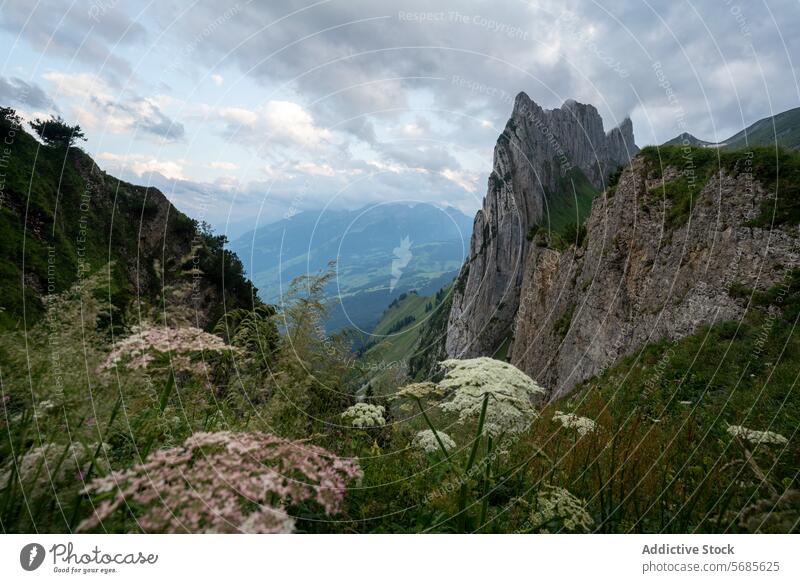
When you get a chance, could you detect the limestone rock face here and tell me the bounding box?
[509,156,799,399]
[445,93,638,358]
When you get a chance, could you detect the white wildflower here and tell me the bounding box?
[413,429,456,454]
[33,399,57,421]
[342,403,386,428]
[553,411,597,437]
[394,382,444,400]
[529,485,594,533]
[98,324,236,374]
[437,358,545,435]
[727,425,788,446]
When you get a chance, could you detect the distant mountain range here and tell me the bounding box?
[229,202,473,332]
[664,106,800,150]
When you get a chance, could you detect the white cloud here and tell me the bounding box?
[293,162,335,177]
[43,72,184,142]
[97,152,185,180]
[218,100,332,148]
[211,74,224,86]
[441,168,479,193]
[210,161,239,171]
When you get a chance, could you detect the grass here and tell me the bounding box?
[541,166,599,234]
[0,116,254,333]
[640,145,800,228]
[340,269,799,533]
[723,106,800,151]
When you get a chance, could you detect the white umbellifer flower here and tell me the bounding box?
[553,411,597,437]
[413,429,456,454]
[437,358,545,436]
[97,324,236,374]
[341,403,386,428]
[395,382,443,400]
[727,425,788,446]
[529,485,594,533]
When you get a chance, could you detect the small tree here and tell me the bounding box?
[29,115,86,148]
[0,106,21,127]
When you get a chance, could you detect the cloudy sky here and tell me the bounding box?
[1,0,798,235]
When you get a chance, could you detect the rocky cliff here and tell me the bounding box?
[445,93,638,358]
[510,147,800,399]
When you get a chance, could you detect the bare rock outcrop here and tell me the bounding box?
[446,93,638,358]
[510,155,799,399]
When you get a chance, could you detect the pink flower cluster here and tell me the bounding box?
[97,325,236,374]
[78,431,362,533]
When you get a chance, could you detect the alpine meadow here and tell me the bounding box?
[0,0,798,566]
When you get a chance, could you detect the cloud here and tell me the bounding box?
[218,100,333,149]
[13,0,797,227]
[159,0,798,147]
[0,77,56,110]
[210,161,239,171]
[97,152,185,180]
[0,0,146,76]
[43,72,185,142]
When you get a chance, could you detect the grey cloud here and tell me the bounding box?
[0,0,146,77]
[0,76,56,110]
[378,142,462,173]
[159,0,798,146]
[113,98,185,142]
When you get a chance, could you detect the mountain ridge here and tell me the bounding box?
[444,92,639,359]
[664,106,800,150]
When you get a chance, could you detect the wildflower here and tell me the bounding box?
[529,485,594,533]
[341,403,386,428]
[413,429,456,454]
[394,382,443,400]
[553,411,596,436]
[33,399,57,421]
[727,425,788,446]
[97,324,236,374]
[437,358,545,435]
[78,431,361,533]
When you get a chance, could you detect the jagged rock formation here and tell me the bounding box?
[445,93,638,358]
[510,151,800,399]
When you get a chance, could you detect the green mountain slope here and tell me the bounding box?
[663,106,800,151]
[359,285,453,391]
[0,110,255,331]
[723,106,800,150]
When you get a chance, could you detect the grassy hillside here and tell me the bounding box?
[663,106,800,151]
[359,285,453,390]
[343,268,799,534]
[639,144,800,227]
[0,111,254,331]
[724,106,800,151]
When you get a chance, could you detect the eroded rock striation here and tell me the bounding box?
[445,93,638,359]
[509,154,799,399]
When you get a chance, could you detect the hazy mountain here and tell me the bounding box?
[230,202,473,332]
[663,132,716,147]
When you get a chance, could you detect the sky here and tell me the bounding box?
[1,0,798,236]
